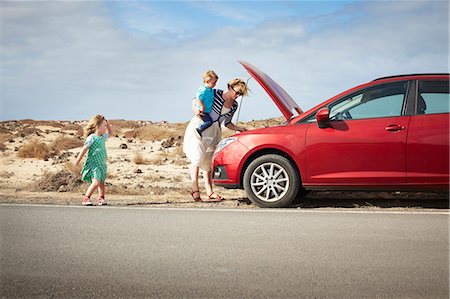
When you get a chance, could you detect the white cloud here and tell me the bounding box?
[0,1,448,122]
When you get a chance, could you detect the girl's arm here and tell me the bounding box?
[73,145,89,166]
[225,122,247,132]
[106,119,113,135]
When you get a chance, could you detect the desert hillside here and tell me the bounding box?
[0,118,285,206]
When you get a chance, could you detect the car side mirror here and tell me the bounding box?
[316,108,330,128]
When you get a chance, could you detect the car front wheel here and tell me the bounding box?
[243,154,300,208]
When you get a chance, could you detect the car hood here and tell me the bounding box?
[239,61,303,121]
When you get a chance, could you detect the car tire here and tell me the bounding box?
[243,154,300,208]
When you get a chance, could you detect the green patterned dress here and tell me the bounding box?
[81,133,109,183]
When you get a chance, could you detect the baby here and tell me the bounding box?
[193,70,218,137]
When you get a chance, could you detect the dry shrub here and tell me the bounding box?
[17,139,53,160]
[52,136,84,152]
[62,161,82,175]
[167,145,187,166]
[62,123,82,131]
[0,171,14,178]
[144,173,165,182]
[133,152,152,165]
[0,142,6,152]
[15,127,43,137]
[34,170,83,192]
[0,133,13,143]
[124,123,184,141]
[109,120,142,130]
[19,120,64,128]
[147,152,166,165]
[61,124,83,136]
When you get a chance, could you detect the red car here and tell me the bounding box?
[212,61,449,208]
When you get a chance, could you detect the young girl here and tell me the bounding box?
[74,114,112,206]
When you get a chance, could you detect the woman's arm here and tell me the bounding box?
[73,145,89,166]
[192,99,203,117]
[225,122,247,132]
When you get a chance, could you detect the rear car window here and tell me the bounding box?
[417,80,450,114]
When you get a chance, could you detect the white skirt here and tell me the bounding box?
[183,117,222,171]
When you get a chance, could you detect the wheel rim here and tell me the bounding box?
[250,162,290,203]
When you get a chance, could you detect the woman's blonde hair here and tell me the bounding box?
[203,70,218,82]
[84,114,105,138]
[228,78,250,97]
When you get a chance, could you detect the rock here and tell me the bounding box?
[135,169,143,174]
[58,185,67,192]
[119,143,128,149]
[161,137,176,148]
[127,139,133,143]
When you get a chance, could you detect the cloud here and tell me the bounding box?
[0,0,448,122]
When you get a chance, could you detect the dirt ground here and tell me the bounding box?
[0,119,448,210]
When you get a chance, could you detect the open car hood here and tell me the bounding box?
[239,61,303,121]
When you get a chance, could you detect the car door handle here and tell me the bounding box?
[385,124,405,132]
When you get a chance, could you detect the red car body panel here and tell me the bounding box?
[303,116,411,186]
[212,63,449,193]
[406,113,449,187]
[239,61,303,120]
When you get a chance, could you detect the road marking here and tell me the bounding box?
[0,203,448,215]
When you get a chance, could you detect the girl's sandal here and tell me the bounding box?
[82,196,93,206]
[190,190,202,202]
[98,196,108,206]
[208,192,224,201]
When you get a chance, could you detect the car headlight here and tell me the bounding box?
[214,137,238,155]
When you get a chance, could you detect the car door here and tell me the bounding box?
[304,81,411,186]
[406,79,450,187]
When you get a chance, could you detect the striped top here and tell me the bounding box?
[210,89,239,126]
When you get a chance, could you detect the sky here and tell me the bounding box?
[0,0,448,123]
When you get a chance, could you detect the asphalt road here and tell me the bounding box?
[1,205,448,298]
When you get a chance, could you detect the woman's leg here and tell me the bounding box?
[203,170,213,196]
[189,164,201,201]
[203,170,223,200]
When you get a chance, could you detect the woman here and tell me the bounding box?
[183,78,249,202]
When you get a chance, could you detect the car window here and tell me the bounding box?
[417,80,450,114]
[329,81,408,121]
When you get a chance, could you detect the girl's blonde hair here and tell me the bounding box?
[203,70,218,82]
[84,114,105,138]
[228,78,250,97]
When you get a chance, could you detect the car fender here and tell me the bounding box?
[236,141,305,188]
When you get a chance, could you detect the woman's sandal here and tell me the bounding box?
[208,192,224,201]
[190,190,202,202]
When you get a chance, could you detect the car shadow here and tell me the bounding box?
[289,191,449,209]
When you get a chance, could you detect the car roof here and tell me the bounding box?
[373,73,450,81]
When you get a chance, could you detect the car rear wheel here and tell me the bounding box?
[243,154,300,208]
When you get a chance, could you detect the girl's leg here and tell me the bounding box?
[97,182,107,205]
[83,179,99,205]
[85,179,99,198]
[98,182,105,198]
